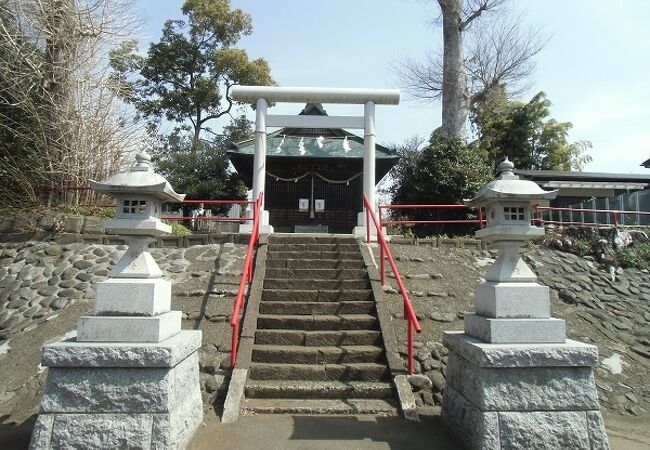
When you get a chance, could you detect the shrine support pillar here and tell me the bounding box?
[354,100,377,236]
[241,97,273,234]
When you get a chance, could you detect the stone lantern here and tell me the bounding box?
[463,157,564,342]
[441,158,609,449]
[30,151,203,449]
[79,151,186,339]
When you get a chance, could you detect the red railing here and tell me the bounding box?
[230,193,263,369]
[364,195,421,375]
[533,205,650,228]
[378,204,485,229]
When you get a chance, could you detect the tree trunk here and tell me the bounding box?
[438,0,468,139]
[43,0,74,204]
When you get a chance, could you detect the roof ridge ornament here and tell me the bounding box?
[298,137,306,156]
[133,151,153,172]
[497,156,517,180]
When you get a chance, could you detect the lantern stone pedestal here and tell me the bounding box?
[440,159,609,449]
[30,152,203,450]
[29,332,203,449]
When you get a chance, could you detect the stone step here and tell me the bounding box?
[267,243,360,252]
[248,362,390,381]
[264,268,367,280]
[257,314,379,331]
[259,301,376,315]
[269,236,357,245]
[254,330,383,347]
[241,398,398,415]
[266,259,366,269]
[262,289,373,302]
[245,380,394,400]
[251,345,386,364]
[263,278,370,290]
[267,251,363,261]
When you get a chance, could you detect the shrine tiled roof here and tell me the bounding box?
[229,130,398,159]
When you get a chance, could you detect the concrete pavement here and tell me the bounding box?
[189,414,460,450]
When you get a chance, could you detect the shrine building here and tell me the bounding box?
[228,103,399,233]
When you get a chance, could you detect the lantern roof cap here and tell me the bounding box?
[89,151,185,202]
[465,157,557,207]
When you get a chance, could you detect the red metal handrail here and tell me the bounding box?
[230,193,263,368]
[534,205,650,228]
[364,195,421,375]
[378,203,485,229]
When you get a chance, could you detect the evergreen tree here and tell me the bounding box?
[471,86,592,171]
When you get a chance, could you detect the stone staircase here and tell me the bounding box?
[241,234,397,415]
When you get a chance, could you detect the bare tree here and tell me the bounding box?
[396,0,543,139]
[0,0,144,206]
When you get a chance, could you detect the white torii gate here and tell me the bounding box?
[231,86,400,235]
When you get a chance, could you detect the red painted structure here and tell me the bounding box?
[364,195,421,375]
[230,194,263,368]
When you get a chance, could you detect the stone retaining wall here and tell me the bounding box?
[378,242,650,418]
[0,212,246,248]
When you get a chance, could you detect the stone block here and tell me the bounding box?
[158,235,183,247]
[32,414,153,449]
[474,282,550,318]
[442,332,599,368]
[0,217,15,233]
[63,215,84,234]
[153,377,203,449]
[222,368,248,424]
[95,278,171,316]
[586,411,610,449]
[42,330,201,368]
[54,233,82,244]
[31,332,203,449]
[81,217,104,234]
[498,411,590,449]
[77,311,181,342]
[445,352,600,411]
[80,234,103,244]
[441,385,500,450]
[464,314,566,343]
[394,375,419,421]
[41,351,198,413]
[185,234,209,246]
[37,213,63,232]
[29,415,54,449]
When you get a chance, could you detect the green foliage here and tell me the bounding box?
[151,116,250,211]
[111,0,274,140]
[617,242,650,270]
[389,130,492,236]
[96,208,116,219]
[471,86,592,171]
[572,238,592,257]
[171,223,192,236]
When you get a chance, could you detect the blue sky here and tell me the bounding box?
[135,0,650,174]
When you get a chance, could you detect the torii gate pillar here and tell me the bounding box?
[231,86,400,235]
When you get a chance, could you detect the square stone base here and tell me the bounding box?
[464,314,566,343]
[30,331,203,450]
[95,278,171,316]
[441,332,609,449]
[77,311,182,343]
[474,281,550,318]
